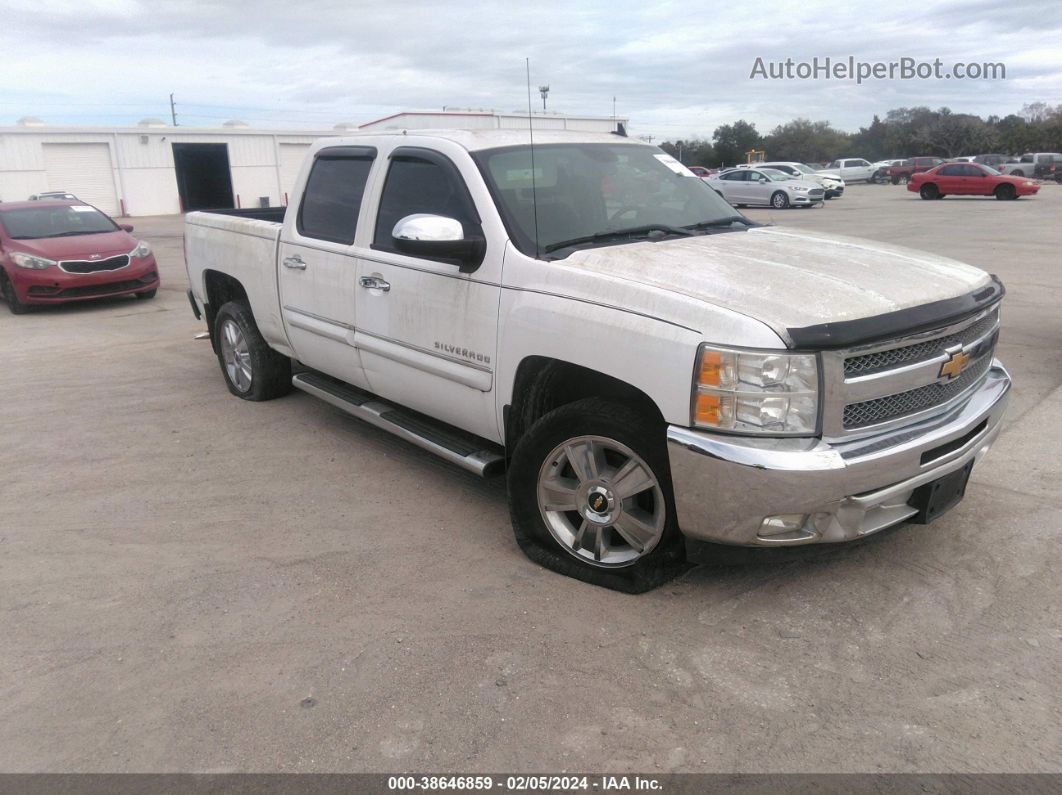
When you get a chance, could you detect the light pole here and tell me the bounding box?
[538,85,549,112]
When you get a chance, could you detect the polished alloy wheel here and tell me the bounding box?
[219,318,252,392]
[536,435,666,568]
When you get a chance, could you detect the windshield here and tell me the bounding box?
[0,205,117,239]
[473,143,744,257]
[759,169,794,181]
[981,165,1002,176]
[793,163,816,174]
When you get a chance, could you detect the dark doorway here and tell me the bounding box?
[172,143,235,211]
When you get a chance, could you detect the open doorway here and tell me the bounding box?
[172,143,235,211]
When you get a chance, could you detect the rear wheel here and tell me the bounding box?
[214,300,291,401]
[994,184,1016,201]
[919,183,939,200]
[1011,169,1025,178]
[771,191,790,209]
[507,398,686,592]
[0,270,27,315]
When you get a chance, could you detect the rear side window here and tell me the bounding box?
[939,165,963,176]
[373,150,479,252]
[297,150,375,244]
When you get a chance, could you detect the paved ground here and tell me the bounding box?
[1,184,1059,773]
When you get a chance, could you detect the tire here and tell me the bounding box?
[1011,169,1024,178]
[919,183,939,200]
[994,184,1016,201]
[771,191,790,209]
[214,300,292,401]
[507,397,687,593]
[0,270,27,315]
[135,288,157,300]
[891,174,901,185]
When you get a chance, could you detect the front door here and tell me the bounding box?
[354,146,502,440]
[277,146,376,388]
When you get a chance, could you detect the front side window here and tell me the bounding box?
[373,152,479,253]
[0,204,116,239]
[721,170,746,181]
[939,165,963,176]
[297,151,375,244]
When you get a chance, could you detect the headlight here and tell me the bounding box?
[130,240,152,259]
[791,186,809,192]
[10,252,56,270]
[692,344,819,435]
[1023,181,1035,187]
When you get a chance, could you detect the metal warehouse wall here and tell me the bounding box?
[0,127,329,216]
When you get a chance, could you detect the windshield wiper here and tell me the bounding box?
[683,216,758,230]
[543,224,692,254]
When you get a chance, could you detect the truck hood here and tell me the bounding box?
[564,226,991,342]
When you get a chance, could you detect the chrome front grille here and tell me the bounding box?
[821,304,1001,438]
[843,352,993,429]
[844,309,999,377]
[59,255,130,274]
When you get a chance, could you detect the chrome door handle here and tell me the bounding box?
[359,276,390,292]
[283,255,306,270]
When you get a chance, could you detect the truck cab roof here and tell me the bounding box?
[312,128,647,153]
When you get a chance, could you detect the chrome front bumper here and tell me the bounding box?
[666,362,1011,546]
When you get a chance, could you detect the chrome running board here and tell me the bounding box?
[292,371,505,477]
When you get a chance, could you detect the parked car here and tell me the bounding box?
[0,200,158,314]
[969,154,1010,168]
[908,163,1040,200]
[870,159,906,181]
[758,162,845,198]
[687,166,713,177]
[998,153,1062,181]
[183,130,1009,592]
[29,191,78,201]
[707,167,825,208]
[818,158,877,182]
[886,157,946,184]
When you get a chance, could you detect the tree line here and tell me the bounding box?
[659,103,1062,167]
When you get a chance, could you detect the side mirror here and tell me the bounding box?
[758,177,768,183]
[392,214,485,273]
[120,224,134,233]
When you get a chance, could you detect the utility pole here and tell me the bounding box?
[169,92,178,126]
[538,85,549,112]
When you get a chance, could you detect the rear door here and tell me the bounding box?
[354,144,502,440]
[277,145,376,388]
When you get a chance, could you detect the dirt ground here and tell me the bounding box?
[1,184,1059,773]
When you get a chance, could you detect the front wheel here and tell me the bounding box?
[994,184,1016,201]
[771,191,790,209]
[0,270,27,315]
[507,398,686,592]
[920,183,939,200]
[214,300,292,401]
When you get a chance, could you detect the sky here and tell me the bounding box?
[2,0,1061,140]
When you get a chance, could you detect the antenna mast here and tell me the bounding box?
[526,58,540,258]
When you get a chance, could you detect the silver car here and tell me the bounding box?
[706,167,825,209]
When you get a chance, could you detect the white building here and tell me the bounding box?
[0,118,346,217]
[0,111,628,217]
[359,109,627,134]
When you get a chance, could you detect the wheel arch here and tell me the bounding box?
[504,356,667,453]
[202,269,249,353]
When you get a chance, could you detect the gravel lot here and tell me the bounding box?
[1,183,1059,773]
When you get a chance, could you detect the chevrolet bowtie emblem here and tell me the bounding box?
[939,350,970,380]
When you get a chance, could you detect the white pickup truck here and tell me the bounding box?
[184,129,1010,592]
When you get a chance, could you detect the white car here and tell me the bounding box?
[758,162,845,198]
[182,129,1009,591]
[819,158,878,183]
[707,167,825,208]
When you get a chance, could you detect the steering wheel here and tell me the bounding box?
[608,205,642,223]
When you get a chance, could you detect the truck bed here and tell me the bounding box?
[184,210,291,356]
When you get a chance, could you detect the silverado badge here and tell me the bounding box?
[939,350,971,380]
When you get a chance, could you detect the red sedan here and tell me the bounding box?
[908,163,1040,200]
[0,200,159,314]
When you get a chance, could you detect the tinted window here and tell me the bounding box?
[939,165,964,176]
[721,171,745,181]
[297,154,374,244]
[374,154,478,252]
[961,165,985,176]
[843,160,862,167]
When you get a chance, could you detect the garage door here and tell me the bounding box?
[279,144,311,205]
[43,143,119,215]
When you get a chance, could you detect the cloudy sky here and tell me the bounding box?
[2,0,1060,140]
